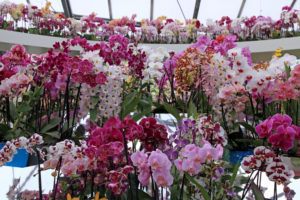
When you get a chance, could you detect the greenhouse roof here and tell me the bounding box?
[5,0,299,22]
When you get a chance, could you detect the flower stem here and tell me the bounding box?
[179,174,185,200]
[122,130,134,200]
[37,151,43,200]
[241,170,259,200]
[72,84,81,129]
[52,156,62,200]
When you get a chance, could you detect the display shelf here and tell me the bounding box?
[1,30,300,60]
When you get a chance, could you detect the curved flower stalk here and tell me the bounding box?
[241,146,296,200]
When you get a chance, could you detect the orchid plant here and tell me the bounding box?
[1,2,300,44]
[0,25,299,200]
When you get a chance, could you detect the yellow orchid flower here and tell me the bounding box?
[91,12,98,18]
[54,13,65,19]
[91,192,100,200]
[186,24,195,37]
[18,3,25,10]
[141,19,148,27]
[272,47,283,59]
[66,192,108,200]
[41,2,52,15]
[66,193,79,200]
[157,16,167,21]
[92,192,108,200]
[175,19,183,25]
[11,4,24,20]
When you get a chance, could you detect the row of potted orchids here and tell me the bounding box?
[0,31,299,199]
[1,1,300,43]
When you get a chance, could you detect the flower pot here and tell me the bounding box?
[229,149,253,164]
[0,143,29,168]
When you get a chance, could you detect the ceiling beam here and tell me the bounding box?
[291,0,297,8]
[66,0,73,17]
[193,0,201,19]
[150,0,154,21]
[108,0,113,19]
[61,0,72,18]
[176,0,186,21]
[237,0,247,18]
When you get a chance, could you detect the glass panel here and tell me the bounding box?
[111,0,150,21]
[198,0,241,22]
[30,0,64,12]
[153,0,196,23]
[242,0,293,19]
[3,0,27,4]
[70,0,109,18]
[2,0,63,12]
[293,0,300,10]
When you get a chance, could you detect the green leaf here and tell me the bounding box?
[236,122,257,135]
[222,148,231,162]
[33,87,43,100]
[139,99,151,106]
[187,101,197,118]
[122,96,141,119]
[132,107,152,122]
[0,124,11,140]
[74,125,85,137]
[290,139,298,154]
[163,103,181,123]
[285,64,291,79]
[0,124,10,132]
[91,97,99,105]
[41,117,61,133]
[16,103,32,113]
[9,102,17,121]
[7,128,22,139]
[251,182,264,200]
[291,157,300,167]
[44,131,60,139]
[127,189,152,200]
[41,28,51,35]
[69,174,80,179]
[235,139,264,147]
[140,82,150,90]
[170,185,180,200]
[28,28,39,34]
[121,91,141,119]
[122,91,138,108]
[2,21,10,29]
[230,161,240,186]
[90,109,97,123]
[185,173,211,200]
[23,91,33,96]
